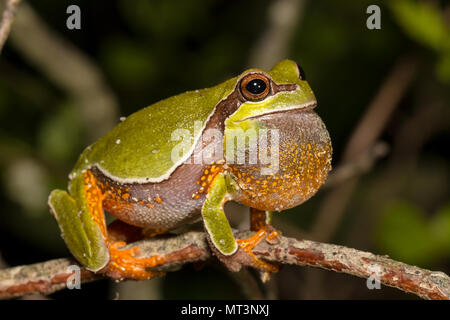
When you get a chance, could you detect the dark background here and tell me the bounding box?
[0,0,449,299]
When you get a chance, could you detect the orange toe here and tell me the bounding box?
[105,241,165,280]
[237,227,279,273]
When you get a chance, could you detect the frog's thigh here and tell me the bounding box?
[202,173,237,256]
[250,208,273,231]
[48,174,109,272]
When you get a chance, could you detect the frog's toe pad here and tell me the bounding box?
[103,241,165,281]
[236,227,280,274]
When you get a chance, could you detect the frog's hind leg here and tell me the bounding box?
[49,170,166,280]
[48,187,109,272]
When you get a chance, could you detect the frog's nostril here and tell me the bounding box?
[297,64,306,80]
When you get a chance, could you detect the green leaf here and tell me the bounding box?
[38,103,83,163]
[376,201,435,265]
[101,38,157,88]
[436,53,450,84]
[430,204,450,252]
[390,0,450,52]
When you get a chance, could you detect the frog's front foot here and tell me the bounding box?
[102,241,165,281]
[237,225,281,272]
[211,226,281,278]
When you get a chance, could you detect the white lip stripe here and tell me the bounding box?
[237,101,317,122]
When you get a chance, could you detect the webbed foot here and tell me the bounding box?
[103,241,165,281]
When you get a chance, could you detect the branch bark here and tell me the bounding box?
[0,231,448,300]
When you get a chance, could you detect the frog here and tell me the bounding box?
[48,59,332,280]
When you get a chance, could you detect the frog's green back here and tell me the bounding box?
[76,77,237,183]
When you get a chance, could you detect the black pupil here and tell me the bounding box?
[246,79,266,95]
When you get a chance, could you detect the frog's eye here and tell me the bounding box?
[240,74,270,101]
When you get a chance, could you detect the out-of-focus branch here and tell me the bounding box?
[8,2,118,140]
[311,54,419,242]
[0,231,448,300]
[323,141,389,189]
[0,0,20,53]
[248,0,306,69]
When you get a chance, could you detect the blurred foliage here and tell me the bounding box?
[391,0,450,82]
[38,102,83,163]
[376,201,450,266]
[0,0,448,299]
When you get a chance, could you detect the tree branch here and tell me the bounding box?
[0,231,448,300]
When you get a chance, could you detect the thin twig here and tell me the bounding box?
[0,0,21,53]
[8,2,118,140]
[248,0,306,69]
[0,231,448,300]
[323,141,389,189]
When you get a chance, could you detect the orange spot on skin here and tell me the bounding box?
[155,196,163,204]
[192,162,225,199]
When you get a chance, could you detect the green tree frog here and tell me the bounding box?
[48,60,332,280]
